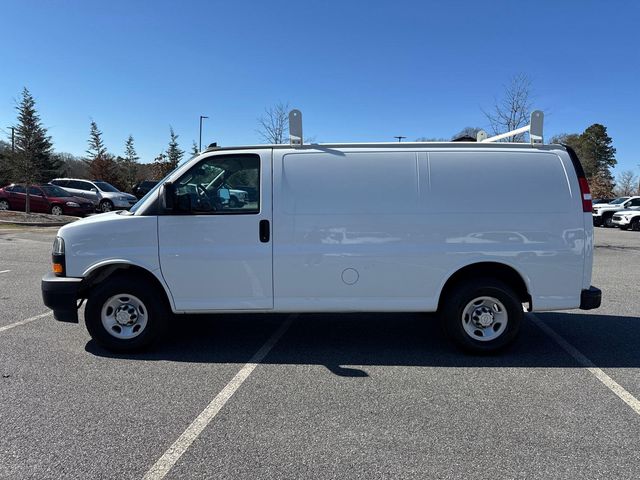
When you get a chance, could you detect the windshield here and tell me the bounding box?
[610,197,629,204]
[129,155,198,214]
[40,185,72,197]
[93,181,120,193]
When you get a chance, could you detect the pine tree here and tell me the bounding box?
[166,127,184,170]
[579,124,616,181]
[12,88,55,212]
[85,120,117,184]
[551,126,617,197]
[191,141,199,156]
[0,140,12,186]
[120,135,140,191]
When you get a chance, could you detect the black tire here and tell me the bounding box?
[0,199,9,211]
[440,278,522,354]
[85,274,169,352]
[603,214,614,228]
[99,199,114,212]
[632,218,640,232]
[229,196,243,208]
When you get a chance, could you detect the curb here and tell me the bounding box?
[0,219,75,227]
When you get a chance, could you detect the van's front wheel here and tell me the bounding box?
[441,278,522,353]
[85,276,168,352]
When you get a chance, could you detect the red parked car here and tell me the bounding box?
[0,184,95,216]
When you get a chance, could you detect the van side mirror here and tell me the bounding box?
[164,182,175,210]
[90,188,98,193]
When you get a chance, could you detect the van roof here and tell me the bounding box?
[204,142,564,153]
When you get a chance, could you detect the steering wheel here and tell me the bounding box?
[194,183,214,211]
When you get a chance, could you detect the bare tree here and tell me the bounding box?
[614,170,638,196]
[257,102,290,144]
[483,73,533,142]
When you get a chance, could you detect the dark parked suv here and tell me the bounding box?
[132,180,158,199]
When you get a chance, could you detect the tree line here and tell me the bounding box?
[0,88,194,193]
[413,74,636,198]
[2,82,638,204]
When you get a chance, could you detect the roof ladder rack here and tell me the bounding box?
[478,110,544,144]
[289,109,303,146]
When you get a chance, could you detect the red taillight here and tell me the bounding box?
[578,177,592,212]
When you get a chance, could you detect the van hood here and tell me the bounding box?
[58,211,124,235]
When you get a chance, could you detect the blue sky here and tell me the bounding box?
[1,0,638,175]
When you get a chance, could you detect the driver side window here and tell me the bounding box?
[173,154,260,214]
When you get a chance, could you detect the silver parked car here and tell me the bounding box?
[50,178,138,212]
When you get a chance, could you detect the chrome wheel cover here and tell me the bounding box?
[461,296,508,342]
[101,294,148,340]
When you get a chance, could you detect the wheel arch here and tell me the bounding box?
[79,261,175,312]
[437,261,532,311]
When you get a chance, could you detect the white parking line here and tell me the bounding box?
[142,314,297,480]
[530,313,640,416]
[0,270,11,274]
[0,311,52,333]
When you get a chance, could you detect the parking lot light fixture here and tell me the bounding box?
[199,116,209,152]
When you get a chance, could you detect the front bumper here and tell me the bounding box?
[41,273,82,323]
[112,198,138,209]
[612,216,631,227]
[580,286,602,310]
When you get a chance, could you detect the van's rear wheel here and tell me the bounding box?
[85,275,168,352]
[440,278,522,353]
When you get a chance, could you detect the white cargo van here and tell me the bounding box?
[41,112,601,353]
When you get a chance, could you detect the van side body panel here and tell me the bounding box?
[60,212,161,280]
[272,147,585,312]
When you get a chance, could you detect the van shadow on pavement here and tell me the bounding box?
[85,311,640,374]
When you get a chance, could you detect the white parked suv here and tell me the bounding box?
[50,178,138,212]
[612,209,640,231]
[41,140,601,354]
[592,196,640,227]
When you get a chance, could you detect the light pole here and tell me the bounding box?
[394,136,406,142]
[199,116,209,152]
[6,126,14,151]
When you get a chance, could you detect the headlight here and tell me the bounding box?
[65,201,79,207]
[52,236,65,275]
[52,236,65,255]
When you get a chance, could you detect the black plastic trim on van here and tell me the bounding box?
[580,286,602,310]
[562,144,587,178]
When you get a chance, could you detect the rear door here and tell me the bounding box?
[625,198,640,210]
[158,150,273,311]
[27,186,49,213]
[71,180,99,203]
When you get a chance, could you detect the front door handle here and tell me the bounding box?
[259,220,270,243]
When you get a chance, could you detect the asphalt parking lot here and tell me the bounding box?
[1,226,639,479]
